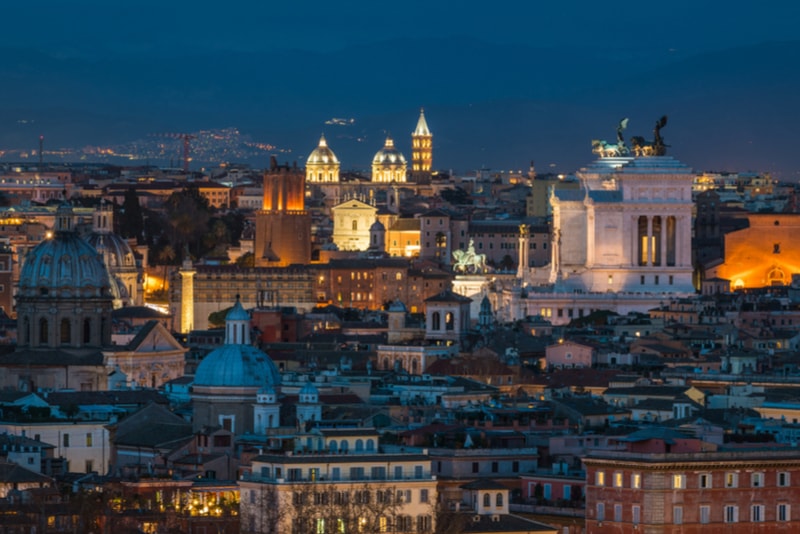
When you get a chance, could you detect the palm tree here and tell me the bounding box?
[157,244,176,292]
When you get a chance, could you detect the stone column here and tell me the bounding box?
[660,215,667,267]
[179,259,196,334]
[647,216,653,266]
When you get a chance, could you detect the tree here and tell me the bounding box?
[119,188,144,241]
[157,244,177,292]
[165,187,211,258]
[208,306,234,328]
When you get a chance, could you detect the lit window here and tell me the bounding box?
[725,472,738,488]
[596,471,606,486]
[631,473,641,489]
[613,472,623,488]
[672,474,686,489]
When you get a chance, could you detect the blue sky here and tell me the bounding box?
[5,1,800,57]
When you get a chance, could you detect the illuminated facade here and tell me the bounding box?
[371,136,407,183]
[331,197,378,251]
[708,214,800,289]
[255,158,311,267]
[410,108,432,183]
[549,156,695,293]
[305,134,340,183]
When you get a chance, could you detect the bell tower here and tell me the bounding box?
[411,108,433,183]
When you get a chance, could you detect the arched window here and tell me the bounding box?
[83,318,91,344]
[483,493,491,507]
[355,439,364,452]
[352,220,358,231]
[60,318,71,344]
[445,312,454,331]
[39,317,48,344]
[432,312,441,330]
[366,439,375,451]
[496,493,504,506]
[329,440,338,452]
[341,440,349,452]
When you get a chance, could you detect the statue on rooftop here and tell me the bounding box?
[591,118,629,158]
[631,115,669,157]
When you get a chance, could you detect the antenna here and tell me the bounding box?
[38,135,44,167]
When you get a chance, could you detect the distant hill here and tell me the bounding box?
[0,39,798,177]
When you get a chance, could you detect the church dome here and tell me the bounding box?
[194,344,281,388]
[194,296,281,389]
[370,220,386,232]
[307,134,339,165]
[19,205,113,299]
[372,136,406,165]
[85,232,136,270]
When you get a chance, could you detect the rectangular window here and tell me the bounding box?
[632,505,640,525]
[778,503,791,522]
[371,466,386,480]
[472,462,479,473]
[672,474,686,489]
[596,471,606,486]
[654,275,660,285]
[700,505,710,524]
[669,275,674,285]
[725,505,738,523]
[597,503,605,521]
[674,506,683,525]
[725,472,738,488]
[613,472,623,488]
[415,465,423,479]
[512,461,519,473]
[63,434,69,448]
[752,505,765,522]
[778,472,790,487]
[331,467,340,480]
[640,275,645,285]
[491,462,499,473]
[631,473,641,489]
[614,504,622,522]
[394,466,403,479]
[86,433,93,447]
[85,460,93,473]
[349,467,364,480]
[420,489,429,503]
[699,473,711,488]
[752,472,764,487]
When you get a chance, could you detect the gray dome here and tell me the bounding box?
[19,230,113,299]
[370,220,386,232]
[194,344,281,388]
[86,232,136,270]
[300,381,319,396]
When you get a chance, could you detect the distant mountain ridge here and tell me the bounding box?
[0,39,798,177]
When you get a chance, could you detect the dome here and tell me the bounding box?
[299,381,319,397]
[226,296,250,322]
[194,344,281,388]
[387,299,407,313]
[370,220,386,232]
[19,207,113,299]
[85,232,136,270]
[372,136,406,165]
[307,134,339,165]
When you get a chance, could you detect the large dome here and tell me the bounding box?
[307,135,339,165]
[373,136,406,165]
[194,345,281,388]
[19,206,113,299]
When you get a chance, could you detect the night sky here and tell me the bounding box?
[2,1,800,176]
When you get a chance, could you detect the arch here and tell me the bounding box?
[355,439,364,452]
[483,493,491,507]
[60,318,71,344]
[366,439,375,452]
[341,440,349,452]
[768,267,786,286]
[83,318,91,344]
[431,311,441,331]
[352,219,358,231]
[39,317,48,345]
[496,493,504,506]
[329,440,338,453]
[445,312,454,331]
